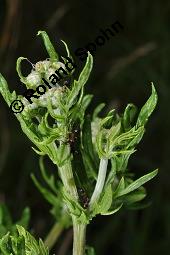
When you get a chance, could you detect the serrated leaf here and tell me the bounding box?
[136,84,158,128]
[115,169,158,198]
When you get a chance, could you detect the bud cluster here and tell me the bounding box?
[22,57,76,106]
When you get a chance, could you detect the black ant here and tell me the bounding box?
[67,128,80,154]
[59,75,72,87]
[78,188,90,209]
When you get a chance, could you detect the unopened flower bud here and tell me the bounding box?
[26,71,41,89]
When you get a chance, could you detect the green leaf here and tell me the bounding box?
[108,121,121,142]
[115,169,158,198]
[16,207,30,230]
[16,57,28,84]
[39,156,58,195]
[0,232,11,254]
[85,246,96,255]
[122,103,137,131]
[95,130,106,158]
[32,147,45,156]
[101,203,123,216]
[62,188,89,224]
[82,115,98,179]
[0,74,13,106]
[103,109,117,128]
[136,84,158,128]
[67,52,93,108]
[37,31,59,61]
[113,126,144,150]
[31,174,58,206]
[61,40,72,59]
[111,149,135,173]
[97,185,113,214]
[0,226,49,255]
[79,94,93,122]
[92,103,105,120]
[105,166,116,186]
[54,144,71,167]
[123,188,146,204]
[100,116,112,127]
[126,126,145,149]
[17,225,49,255]
[113,177,125,198]
[69,93,93,125]
[0,204,12,229]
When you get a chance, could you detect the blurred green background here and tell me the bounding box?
[0,0,169,254]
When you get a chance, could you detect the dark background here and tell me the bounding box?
[0,0,169,254]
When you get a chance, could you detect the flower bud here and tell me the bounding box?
[35,60,51,73]
[26,71,41,89]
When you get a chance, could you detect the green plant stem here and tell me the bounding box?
[44,222,64,250]
[89,158,108,209]
[57,144,78,200]
[72,217,87,255]
[59,160,78,199]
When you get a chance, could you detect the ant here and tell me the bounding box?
[78,188,90,209]
[59,75,72,87]
[68,129,79,154]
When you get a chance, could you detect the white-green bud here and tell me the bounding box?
[35,60,51,73]
[26,71,41,88]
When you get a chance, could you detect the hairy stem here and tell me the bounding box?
[89,158,108,209]
[44,222,63,250]
[72,218,87,255]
